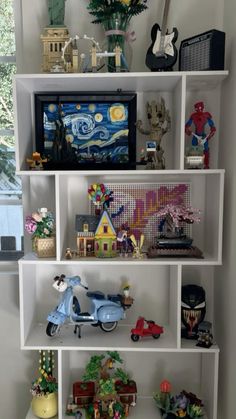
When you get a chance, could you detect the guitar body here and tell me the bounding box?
[146,23,178,72]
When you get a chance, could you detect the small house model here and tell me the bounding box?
[75,215,99,257]
[73,381,95,407]
[94,210,117,258]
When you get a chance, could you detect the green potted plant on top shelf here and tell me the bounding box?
[86,0,148,71]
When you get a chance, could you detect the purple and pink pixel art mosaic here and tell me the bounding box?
[91,183,191,246]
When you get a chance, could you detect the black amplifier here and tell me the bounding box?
[179,29,225,71]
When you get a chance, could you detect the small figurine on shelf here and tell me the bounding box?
[26,152,48,170]
[196,320,213,348]
[122,282,130,298]
[185,101,216,169]
[94,401,100,418]
[72,351,137,418]
[136,98,171,169]
[129,234,144,259]
[139,141,165,170]
[130,317,164,342]
[147,204,203,258]
[181,284,206,339]
[117,224,133,257]
[30,350,58,419]
[65,247,74,259]
[121,282,134,308]
[185,145,205,169]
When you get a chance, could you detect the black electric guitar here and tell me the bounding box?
[146,0,178,71]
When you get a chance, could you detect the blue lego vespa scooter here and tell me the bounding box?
[46,274,133,338]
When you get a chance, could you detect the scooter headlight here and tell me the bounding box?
[53,280,68,292]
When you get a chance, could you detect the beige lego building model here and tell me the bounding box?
[41,27,72,72]
[72,40,79,72]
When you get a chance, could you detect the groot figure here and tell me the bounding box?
[136,98,171,169]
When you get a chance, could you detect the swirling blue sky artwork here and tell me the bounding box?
[43,101,129,164]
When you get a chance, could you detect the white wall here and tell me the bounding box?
[0,272,37,418]
[19,0,224,73]
[215,1,236,418]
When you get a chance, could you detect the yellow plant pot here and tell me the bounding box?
[31,393,58,418]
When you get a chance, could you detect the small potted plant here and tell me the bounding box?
[147,204,203,258]
[154,380,205,419]
[157,204,201,242]
[30,350,58,419]
[25,207,55,257]
[122,282,130,298]
[121,283,134,308]
[154,380,179,418]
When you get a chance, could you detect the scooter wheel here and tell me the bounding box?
[152,334,160,339]
[100,321,118,332]
[131,334,140,342]
[46,322,60,337]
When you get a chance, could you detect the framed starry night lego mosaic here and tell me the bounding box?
[35,92,137,170]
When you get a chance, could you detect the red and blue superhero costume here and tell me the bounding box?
[185,102,216,169]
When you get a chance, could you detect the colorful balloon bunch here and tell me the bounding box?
[88,183,114,209]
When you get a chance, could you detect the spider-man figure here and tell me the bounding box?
[185,102,216,169]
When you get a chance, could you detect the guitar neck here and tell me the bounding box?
[161,0,171,35]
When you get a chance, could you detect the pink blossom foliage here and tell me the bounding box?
[25,211,54,238]
[32,212,43,222]
[25,216,37,234]
[156,204,201,227]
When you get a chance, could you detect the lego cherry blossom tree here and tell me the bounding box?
[157,204,201,237]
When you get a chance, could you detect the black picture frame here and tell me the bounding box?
[35,92,137,170]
